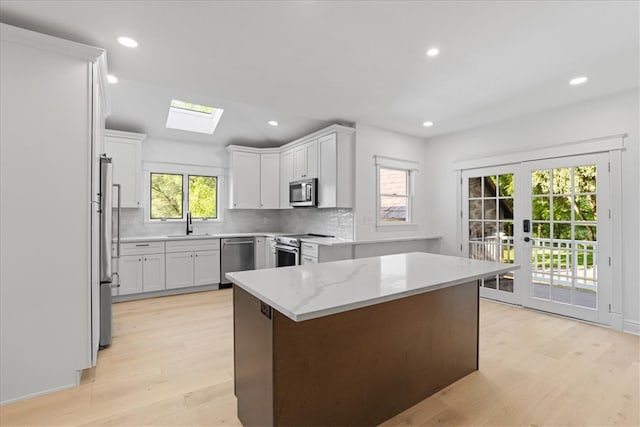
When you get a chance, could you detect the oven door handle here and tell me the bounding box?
[275,244,300,254]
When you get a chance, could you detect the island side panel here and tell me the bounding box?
[233,286,274,425]
[273,281,479,427]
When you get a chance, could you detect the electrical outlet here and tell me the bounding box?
[364,215,373,225]
[260,301,272,319]
[263,217,268,224]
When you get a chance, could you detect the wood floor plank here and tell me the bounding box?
[1,291,638,426]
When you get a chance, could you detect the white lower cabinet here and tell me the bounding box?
[165,239,221,289]
[166,252,195,289]
[301,255,318,265]
[266,237,276,268]
[116,241,166,295]
[142,253,166,292]
[118,253,166,295]
[194,250,221,286]
[254,237,266,269]
[301,242,352,264]
[118,255,143,295]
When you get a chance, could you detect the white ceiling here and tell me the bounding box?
[1,1,638,147]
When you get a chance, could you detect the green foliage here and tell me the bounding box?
[170,100,214,114]
[150,173,217,220]
[530,165,597,241]
[151,173,182,219]
[189,176,217,218]
[498,174,514,197]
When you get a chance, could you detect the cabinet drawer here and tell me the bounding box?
[301,255,318,265]
[301,242,318,257]
[115,241,165,256]
[166,238,221,253]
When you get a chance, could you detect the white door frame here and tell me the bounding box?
[456,134,624,327]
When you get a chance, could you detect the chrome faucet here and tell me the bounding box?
[186,211,193,235]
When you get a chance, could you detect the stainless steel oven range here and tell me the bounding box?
[274,234,333,267]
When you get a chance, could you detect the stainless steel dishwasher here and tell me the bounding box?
[220,237,255,287]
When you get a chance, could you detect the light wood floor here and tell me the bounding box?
[1,289,638,426]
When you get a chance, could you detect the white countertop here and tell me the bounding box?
[226,252,518,322]
[351,235,441,245]
[119,232,289,243]
[298,235,441,246]
[298,237,353,246]
[119,233,441,245]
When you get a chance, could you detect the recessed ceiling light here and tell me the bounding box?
[117,36,138,48]
[422,121,434,127]
[426,48,440,57]
[107,74,118,84]
[569,76,588,86]
[268,120,279,127]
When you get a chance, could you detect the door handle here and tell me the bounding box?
[114,184,121,259]
[524,236,532,243]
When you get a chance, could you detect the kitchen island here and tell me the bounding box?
[226,252,517,426]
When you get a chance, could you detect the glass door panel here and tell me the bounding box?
[522,154,609,323]
[463,166,519,305]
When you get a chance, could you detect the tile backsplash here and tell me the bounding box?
[278,208,353,240]
[117,208,354,240]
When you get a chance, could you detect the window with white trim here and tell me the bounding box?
[375,156,418,226]
[150,172,218,220]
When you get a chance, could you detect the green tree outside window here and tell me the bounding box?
[150,173,183,219]
[150,173,217,220]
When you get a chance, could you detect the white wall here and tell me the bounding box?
[142,136,227,167]
[353,123,439,247]
[423,90,639,332]
[1,37,92,403]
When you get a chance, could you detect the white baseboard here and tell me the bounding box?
[610,313,624,331]
[0,382,76,407]
[623,319,640,335]
[113,283,220,302]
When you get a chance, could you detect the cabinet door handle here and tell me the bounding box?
[138,258,141,262]
[136,244,149,247]
[144,257,147,261]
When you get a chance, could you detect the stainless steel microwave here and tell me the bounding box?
[289,178,317,207]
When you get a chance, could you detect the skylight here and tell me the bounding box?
[165,99,223,134]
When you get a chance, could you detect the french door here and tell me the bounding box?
[462,153,611,324]
[521,153,610,323]
[462,165,520,305]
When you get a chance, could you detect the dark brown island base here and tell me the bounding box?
[227,252,517,426]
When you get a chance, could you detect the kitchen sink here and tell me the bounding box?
[166,233,211,238]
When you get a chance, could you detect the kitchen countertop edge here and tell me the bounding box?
[118,232,291,243]
[226,252,518,322]
[118,233,442,246]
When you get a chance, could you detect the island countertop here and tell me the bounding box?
[226,252,518,322]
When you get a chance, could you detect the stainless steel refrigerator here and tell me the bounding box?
[99,155,120,347]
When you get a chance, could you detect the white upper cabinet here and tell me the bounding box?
[227,124,355,210]
[318,132,355,208]
[103,130,145,208]
[229,151,261,209]
[260,153,280,209]
[280,149,294,208]
[228,148,280,210]
[293,145,306,180]
[293,139,318,181]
